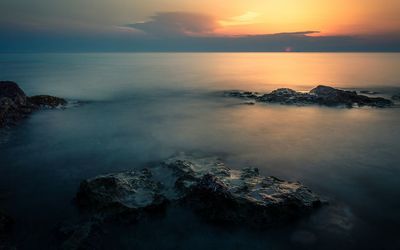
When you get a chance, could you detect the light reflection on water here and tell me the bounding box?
[0,53,400,249]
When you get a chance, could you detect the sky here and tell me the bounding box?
[1,0,400,52]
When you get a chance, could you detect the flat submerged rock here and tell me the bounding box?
[76,153,323,227]
[225,85,393,108]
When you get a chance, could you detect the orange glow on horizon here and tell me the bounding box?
[190,0,400,36]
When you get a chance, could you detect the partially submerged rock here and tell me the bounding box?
[164,155,322,226]
[28,95,67,108]
[392,94,400,101]
[0,81,67,128]
[225,85,393,108]
[76,154,323,228]
[76,169,168,221]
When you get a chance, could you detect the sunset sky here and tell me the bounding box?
[1,0,400,51]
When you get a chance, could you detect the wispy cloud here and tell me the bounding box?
[125,12,219,37]
[219,11,261,26]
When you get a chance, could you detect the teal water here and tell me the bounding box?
[1,53,400,249]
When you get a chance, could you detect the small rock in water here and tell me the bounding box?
[392,94,400,101]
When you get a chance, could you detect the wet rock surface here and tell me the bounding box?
[225,85,393,108]
[75,154,323,228]
[0,81,67,128]
[76,169,168,222]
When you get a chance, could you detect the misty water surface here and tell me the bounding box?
[0,53,400,249]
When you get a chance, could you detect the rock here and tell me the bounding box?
[392,94,400,101]
[76,154,323,228]
[310,85,392,107]
[0,81,28,106]
[76,169,169,221]
[28,95,67,108]
[226,85,393,108]
[256,88,317,105]
[0,81,67,128]
[225,91,260,99]
[165,155,322,227]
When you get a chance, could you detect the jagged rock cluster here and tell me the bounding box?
[0,81,67,128]
[65,154,323,249]
[226,85,393,108]
[76,154,322,225]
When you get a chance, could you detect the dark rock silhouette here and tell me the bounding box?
[0,81,67,128]
[226,85,393,108]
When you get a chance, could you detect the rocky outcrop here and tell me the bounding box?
[28,95,67,108]
[76,169,168,222]
[76,154,323,227]
[67,154,324,248]
[0,81,67,128]
[225,85,393,108]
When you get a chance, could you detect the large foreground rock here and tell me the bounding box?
[226,85,393,108]
[76,169,168,221]
[0,81,67,128]
[76,154,323,227]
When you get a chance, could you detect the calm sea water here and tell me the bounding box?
[1,53,400,250]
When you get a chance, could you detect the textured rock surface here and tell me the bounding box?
[28,95,67,108]
[225,85,393,108]
[0,81,67,128]
[76,154,323,227]
[76,169,168,221]
[164,154,322,226]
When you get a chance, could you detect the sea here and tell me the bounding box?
[1,53,400,249]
